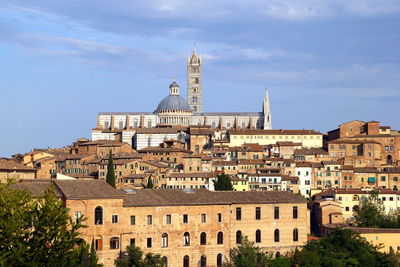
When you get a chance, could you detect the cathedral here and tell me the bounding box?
[92,49,272,143]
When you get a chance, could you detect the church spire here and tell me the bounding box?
[263,88,272,129]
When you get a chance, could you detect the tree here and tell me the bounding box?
[106,151,116,188]
[293,228,397,267]
[224,237,270,267]
[354,190,400,228]
[214,173,234,191]
[0,182,102,267]
[142,175,154,189]
[115,245,164,267]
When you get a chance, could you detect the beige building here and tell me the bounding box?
[15,180,309,267]
[0,161,37,183]
[228,129,323,148]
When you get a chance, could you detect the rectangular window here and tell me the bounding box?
[147,238,152,248]
[130,215,136,225]
[183,214,188,224]
[293,206,298,219]
[130,238,135,246]
[236,207,242,221]
[147,215,152,225]
[255,207,261,220]
[166,214,172,224]
[274,207,279,220]
[217,213,222,222]
[95,239,103,250]
[201,213,207,223]
[112,215,118,224]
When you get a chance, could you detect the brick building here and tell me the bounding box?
[14,180,309,267]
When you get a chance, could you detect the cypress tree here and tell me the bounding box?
[106,151,116,188]
[213,173,234,191]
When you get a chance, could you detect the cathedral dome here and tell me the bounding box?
[156,95,191,112]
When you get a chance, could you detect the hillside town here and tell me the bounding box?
[2,116,400,266]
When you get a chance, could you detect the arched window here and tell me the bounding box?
[162,256,168,267]
[256,229,261,243]
[119,120,124,129]
[242,122,246,129]
[352,205,359,212]
[94,206,103,225]
[183,232,190,246]
[133,120,138,128]
[183,255,189,267]
[162,233,168,248]
[200,255,206,267]
[212,121,216,128]
[236,230,242,244]
[217,254,223,267]
[275,251,281,258]
[200,232,207,245]
[217,232,223,244]
[104,121,110,129]
[293,228,299,242]
[110,237,119,249]
[274,229,280,242]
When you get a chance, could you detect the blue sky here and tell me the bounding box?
[0,0,399,156]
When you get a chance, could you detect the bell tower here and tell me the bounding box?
[187,48,202,113]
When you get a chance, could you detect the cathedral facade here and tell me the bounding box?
[92,49,272,144]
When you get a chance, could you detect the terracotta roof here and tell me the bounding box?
[351,134,394,138]
[294,148,328,155]
[229,129,322,135]
[167,173,215,178]
[139,147,190,153]
[212,161,237,166]
[296,162,313,168]
[238,159,265,165]
[353,167,379,173]
[334,188,400,195]
[281,175,299,181]
[11,180,57,197]
[0,161,37,172]
[190,128,212,135]
[276,142,302,146]
[240,143,265,152]
[329,139,379,144]
[123,189,307,207]
[54,180,126,199]
[144,160,170,168]
[77,140,125,146]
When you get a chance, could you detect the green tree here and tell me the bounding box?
[115,245,164,267]
[0,182,102,267]
[224,237,270,267]
[354,190,400,228]
[142,175,154,189]
[106,151,116,188]
[214,173,234,191]
[293,228,397,267]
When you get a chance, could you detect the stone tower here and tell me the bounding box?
[263,88,272,129]
[187,48,202,113]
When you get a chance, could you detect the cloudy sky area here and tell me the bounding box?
[0,0,399,156]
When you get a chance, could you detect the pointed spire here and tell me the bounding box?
[190,44,199,64]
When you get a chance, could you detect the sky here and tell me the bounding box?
[0,0,399,157]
